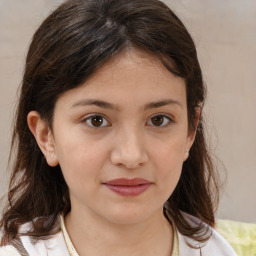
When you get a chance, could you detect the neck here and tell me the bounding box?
[65,206,173,256]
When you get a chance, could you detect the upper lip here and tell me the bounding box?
[104,178,152,186]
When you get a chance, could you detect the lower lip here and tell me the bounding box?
[104,184,151,197]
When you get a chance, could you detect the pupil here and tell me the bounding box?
[92,116,103,126]
[152,116,163,126]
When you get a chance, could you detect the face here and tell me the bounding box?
[34,50,196,225]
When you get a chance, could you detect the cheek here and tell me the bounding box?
[154,135,186,166]
[54,136,108,187]
[152,137,186,187]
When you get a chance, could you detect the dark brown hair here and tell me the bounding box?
[1,0,219,244]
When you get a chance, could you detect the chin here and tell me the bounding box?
[103,206,157,225]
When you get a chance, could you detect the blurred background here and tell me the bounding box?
[0,0,255,222]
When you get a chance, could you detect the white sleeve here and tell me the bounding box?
[0,245,22,256]
[20,231,70,256]
[177,212,238,256]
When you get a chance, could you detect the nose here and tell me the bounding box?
[110,127,149,169]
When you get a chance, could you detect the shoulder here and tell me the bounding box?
[0,218,70,256]
[177,212,238,256]
[0,245,22,256]
[0,231,21,256]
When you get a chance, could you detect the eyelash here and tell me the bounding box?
[147,114,173,127]
[81,114,110,129]
[81,113,173,129]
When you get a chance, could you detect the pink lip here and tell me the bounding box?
[103,178,152,197]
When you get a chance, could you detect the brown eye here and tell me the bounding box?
[151,116,164,126]
[148,115,172,127]
[84,115,109,128]
[91,116,103,126]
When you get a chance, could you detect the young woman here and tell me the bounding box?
[0,0,238,255]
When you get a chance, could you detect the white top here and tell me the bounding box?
[0,213,238,256]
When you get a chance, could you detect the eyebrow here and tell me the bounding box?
[71,99,182,111]
[144,99,182,110]
[71,99,120,111]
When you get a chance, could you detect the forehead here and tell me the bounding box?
[87,49,182,87]
[55,49,186,110]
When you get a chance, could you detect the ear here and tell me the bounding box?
[27,111,59,167]
[183,107,201,161]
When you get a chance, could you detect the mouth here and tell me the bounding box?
[103,178,152,197]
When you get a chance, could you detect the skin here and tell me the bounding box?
[28,49,198,256]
